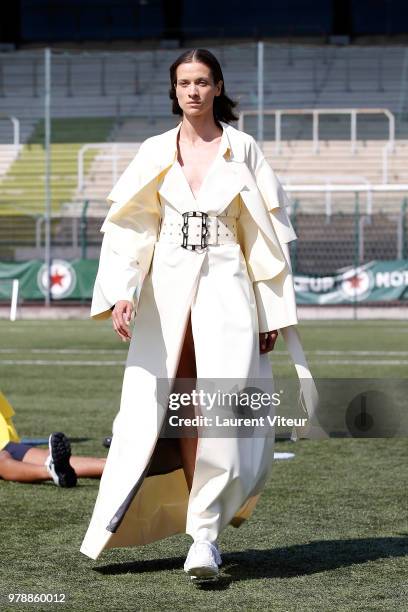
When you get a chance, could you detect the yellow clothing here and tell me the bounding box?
[0,391,20,450]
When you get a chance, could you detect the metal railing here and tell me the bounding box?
[0,114,20,148]
[284,175,373,217]
[77,143,139,192]
[239,108,396,154]
[382,139,396,184]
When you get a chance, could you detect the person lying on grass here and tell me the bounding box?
[0,432,106,487]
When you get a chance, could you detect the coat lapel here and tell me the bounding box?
[198,156,247,216]
[157,162,191,215]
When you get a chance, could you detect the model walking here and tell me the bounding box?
[80,48,314,580]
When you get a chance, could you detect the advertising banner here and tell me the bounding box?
[294,260,408,304]
[0,259,407,304]
[0,259,98,301]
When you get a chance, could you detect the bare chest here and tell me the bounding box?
[177,138,222,200]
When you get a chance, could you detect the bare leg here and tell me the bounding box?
[23,447,106,478]
[0,450,51,483]
[175,313,198,492]
[65,456,105,478]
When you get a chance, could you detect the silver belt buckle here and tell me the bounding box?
[181,211,209,250]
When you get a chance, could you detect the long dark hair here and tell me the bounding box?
[169,48,239,124]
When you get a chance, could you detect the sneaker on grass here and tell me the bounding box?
[183,541,221,580]
[44,432,77,488]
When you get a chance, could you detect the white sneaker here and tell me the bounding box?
[184,541,221,580]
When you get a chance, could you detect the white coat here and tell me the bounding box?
[80,120,316,560]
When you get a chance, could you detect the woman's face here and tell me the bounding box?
[174,61,222,119]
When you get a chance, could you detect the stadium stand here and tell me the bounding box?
[0,43,407,271]
[0,45,407,120]
[0,117,114,215]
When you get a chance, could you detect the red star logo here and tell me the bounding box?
[50,269,65,287]
[347,274,363,289]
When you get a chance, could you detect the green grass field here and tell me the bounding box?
[1,320,407,611]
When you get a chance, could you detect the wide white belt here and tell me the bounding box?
[158,210,238,250]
